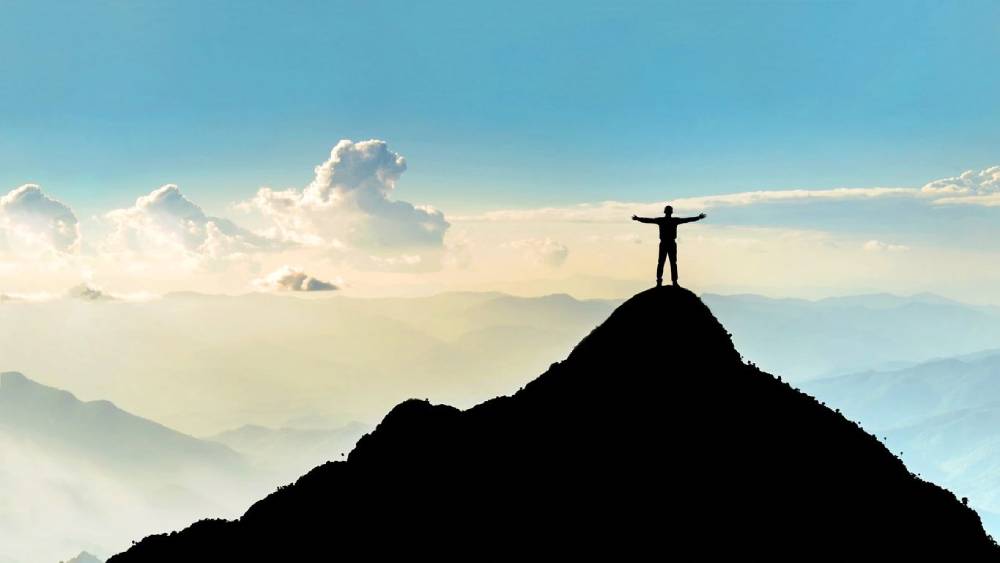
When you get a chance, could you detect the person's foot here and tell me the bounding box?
[656,279,663,287]
[672,280,679,287]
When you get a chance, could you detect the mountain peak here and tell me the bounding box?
[64,551,103,563]
[568,285,741,362]
[1,371,29,387]
[111,288,998,560]
[0,371,77,403]
[0,371,79,408]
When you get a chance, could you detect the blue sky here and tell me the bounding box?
[3,0,999,215]
[2,1,1000,300]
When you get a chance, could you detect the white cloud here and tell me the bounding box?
[507,237,569,268]
[862,240,910,252]
[678,187,916,208]
[7,157,1000,297]
[922,166,1000,195]
[253,266,338,292]
[104,185,274,260]
[933,193,1000,207]
[923,166,1000,207]
[243,140,449,252]
[453,187,916,223]
[0,185,80,254]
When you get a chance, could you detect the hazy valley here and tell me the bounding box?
[0,290,617,561]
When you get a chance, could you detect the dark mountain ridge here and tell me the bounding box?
[110,287,998,560]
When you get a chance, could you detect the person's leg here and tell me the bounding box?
[668,241,678,286]
[656,241,666,286]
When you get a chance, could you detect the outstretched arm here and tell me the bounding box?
[632,215,656,223]
[677,213,707,224]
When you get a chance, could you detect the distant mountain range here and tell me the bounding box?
[0,371,255,562]
[703,292,1000,380]
[803,351,1000,533]
[0,371,244,477]
[109,288,997,560]
[8,289,994,433]
[803,351,1000,429]
[716,294,1000,538]
[0,373,359,562]
[0,291,619,435]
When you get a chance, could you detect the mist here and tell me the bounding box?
[0,291,617,561]
[0,292,618,435]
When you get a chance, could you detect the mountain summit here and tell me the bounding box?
[110,287,998,560]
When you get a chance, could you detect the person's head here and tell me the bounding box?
[663,205,673,216]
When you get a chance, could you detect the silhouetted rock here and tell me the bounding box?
[109,287,999,560]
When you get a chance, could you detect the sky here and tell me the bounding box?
[2,0,1000,300]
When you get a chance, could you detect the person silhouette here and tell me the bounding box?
[632,205,706,287]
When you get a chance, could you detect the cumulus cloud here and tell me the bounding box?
[925,166,1000,206]
[507,237,569,268]
[243,140,450,253]
[0,185,80,253]
[10,151,1000,295]
[862,240,910,252]
[104,185,274,259]
[253,266,338,292]
[922,166,1000,195]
